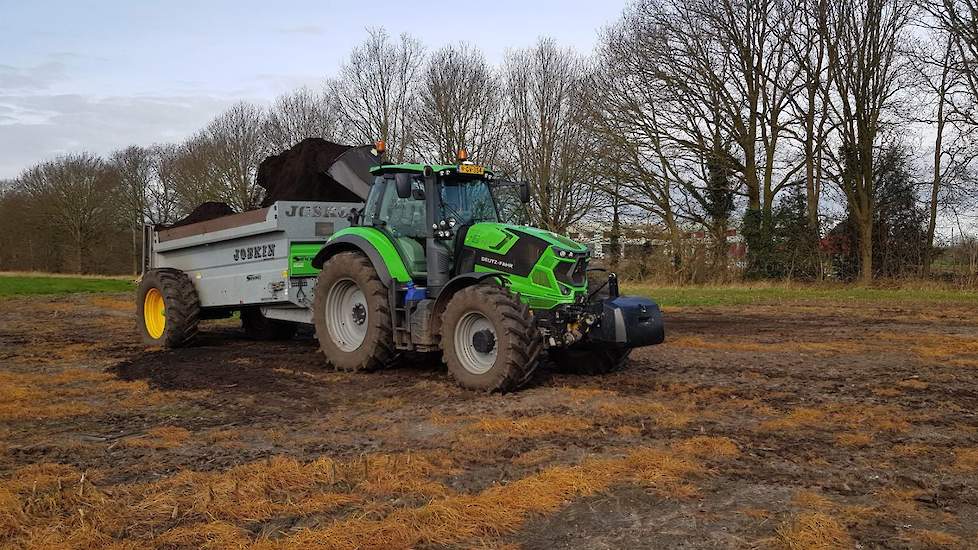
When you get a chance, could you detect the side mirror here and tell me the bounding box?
[519,181,531,204]
[394,173,413,199]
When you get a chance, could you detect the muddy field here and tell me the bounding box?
[1,292,977,549]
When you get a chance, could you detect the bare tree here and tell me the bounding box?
[822,0,914,282]
[205,101,268,211]
[167,134,224,215]
[263,86,338,153]
[328,28,425,161]
[786,0,834,233]
[413,43,505,165]
[908,24,977,275]
[925,0,978,121]
[108,146,155,273]
[18,153,118,273]
[502,39,600,233]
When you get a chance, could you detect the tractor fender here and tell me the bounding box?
[311,235,398,286]
[431,272,508,333]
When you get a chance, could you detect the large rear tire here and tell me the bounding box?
[241,307,297,341]
[136,268,200,347]
[549,346,632,375]
[441,284,542,392]
[313,252,394,371]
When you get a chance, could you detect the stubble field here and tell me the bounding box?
[1,282,977,548]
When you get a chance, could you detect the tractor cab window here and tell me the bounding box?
[439,177,498,227]
[368,175,427,238]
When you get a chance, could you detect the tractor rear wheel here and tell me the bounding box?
[136,268,200,347]
[313,252,394,371]
[241,307,297,340]
[441,284,542,392]
[549,346,632,375]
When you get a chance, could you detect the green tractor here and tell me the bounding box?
[310,151,665,391]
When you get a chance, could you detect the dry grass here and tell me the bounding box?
[951,447,978,471]
[775,511,853,550]
[897,379,929,390]
[0,446,700,549]
[906,529,964,548]
[470,414,592,437]
[834,432,873,447]
[122,426,191,449]
[791,490,835,511]
[672,436,740,459]
[511,448,557,467]
[669,336,863,355]
[0,369,206,423]
[88,296,135,312]
[877,488,925,517]
[595,399,694,429]
[876,332,978,368]
[893,444,933,458]
[0,452,451,548]
[259,447,701,550]
[759,407,826,431]
[760,403,910,434]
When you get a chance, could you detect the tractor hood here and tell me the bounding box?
[496,224,589,254]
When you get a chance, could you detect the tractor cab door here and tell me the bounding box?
[365,175,428,280]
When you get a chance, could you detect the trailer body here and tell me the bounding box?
[143,200,362,323]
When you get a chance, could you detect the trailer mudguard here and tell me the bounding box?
[311,228,413,286]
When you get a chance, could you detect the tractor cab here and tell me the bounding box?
[363,158,530,289]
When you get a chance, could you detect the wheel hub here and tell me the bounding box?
[472,329,496,354]
[351,303,367,325]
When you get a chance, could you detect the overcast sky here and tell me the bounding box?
[0,0,626,179]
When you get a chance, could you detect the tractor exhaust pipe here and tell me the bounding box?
[423,166,450,297]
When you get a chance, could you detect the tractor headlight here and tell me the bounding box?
[552,246,577,259]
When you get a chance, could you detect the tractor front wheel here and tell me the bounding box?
[136,268,200,347]
[313,252,394,371]
[441,284,542,392]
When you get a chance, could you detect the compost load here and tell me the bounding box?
[164,139,372,228]
[166,202,236,229]
[257,138,364,207]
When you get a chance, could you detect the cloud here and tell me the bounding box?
[0,93,236,178]
[0,61,68,92]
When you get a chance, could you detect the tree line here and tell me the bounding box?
[1,0,976,282]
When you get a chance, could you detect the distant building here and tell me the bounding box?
[568,222,745,261]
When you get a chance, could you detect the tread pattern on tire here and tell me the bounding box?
[312,251,394,371]
[137,268,200,347]
[441,283,543,392]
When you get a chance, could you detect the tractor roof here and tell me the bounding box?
[369,163,496,177]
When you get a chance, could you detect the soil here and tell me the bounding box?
[257,138,363,207]
[1,293,977,548]
[163,201,235,228]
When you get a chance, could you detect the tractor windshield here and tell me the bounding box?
[439,177,499,226]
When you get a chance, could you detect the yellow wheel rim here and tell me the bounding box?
[143,288,166,339]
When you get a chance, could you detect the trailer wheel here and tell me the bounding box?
[241,307,297,340]
[441,284,542,392]
[313,252,394,371]
[549,346,632,375]
[136,268,200,347]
